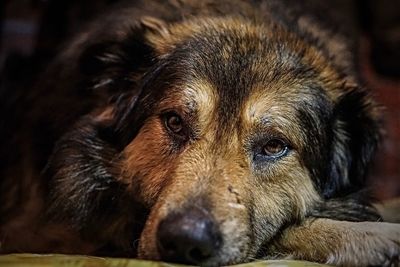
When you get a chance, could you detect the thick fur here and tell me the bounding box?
[0,0,399,266]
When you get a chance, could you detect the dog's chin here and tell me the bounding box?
[137,234,252,266]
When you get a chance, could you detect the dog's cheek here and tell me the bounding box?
[120,116,179,207]
[251,159,321,251]
[247,182,294,255]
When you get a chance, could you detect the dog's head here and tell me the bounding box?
[45,16,381,265]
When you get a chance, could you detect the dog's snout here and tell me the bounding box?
[157,207,222,264]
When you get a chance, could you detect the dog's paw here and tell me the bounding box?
[328,221,400,267]
[270,219,400,267]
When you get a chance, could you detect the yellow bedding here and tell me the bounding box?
[0,254,330,267]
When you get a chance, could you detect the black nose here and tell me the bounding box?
[157,207,222,264]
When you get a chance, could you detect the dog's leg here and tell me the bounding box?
[267,218,400,266]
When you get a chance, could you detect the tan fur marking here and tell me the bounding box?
[181,79,218,134]
[243,87,309,149]
[121,116,178,206]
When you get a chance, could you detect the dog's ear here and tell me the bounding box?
[78,16,170,96]
[77,17,171,147]
[325,88,382,198]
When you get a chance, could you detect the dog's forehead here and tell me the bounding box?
[151,20,335,145]
[179,78,323,133]
[174,43,316,121]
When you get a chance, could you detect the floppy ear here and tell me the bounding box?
[325,88,382,198]
[44,17,170,230]
[78,16,170,98]
[77,17,171,146]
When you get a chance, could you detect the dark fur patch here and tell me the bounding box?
[326,89,381,198]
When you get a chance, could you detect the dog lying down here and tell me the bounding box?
[0,0,399,266]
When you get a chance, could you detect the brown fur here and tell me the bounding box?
[1,0,399,266]
[268,219,400,266]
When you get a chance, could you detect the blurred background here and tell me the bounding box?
[1,0,399,200]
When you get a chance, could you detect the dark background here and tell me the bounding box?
[1,0,399,200]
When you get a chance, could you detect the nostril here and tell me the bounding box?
[156,207,222,264]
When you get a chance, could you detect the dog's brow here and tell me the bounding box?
[183,79,218,129]
[242,88,281,124]
[252,114,293,134]
[242,89,310,147]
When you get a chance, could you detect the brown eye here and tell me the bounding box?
[262,139,288,158]
[164,112,184,135]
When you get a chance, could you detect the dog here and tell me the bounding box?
[1,0,399,266]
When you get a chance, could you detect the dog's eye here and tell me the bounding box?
[164,112,185,136]
[262,139,288,158]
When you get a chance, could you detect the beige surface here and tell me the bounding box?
[0,254,330,267]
